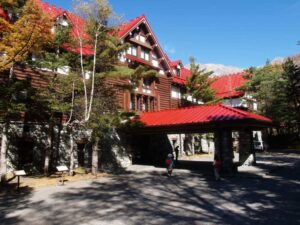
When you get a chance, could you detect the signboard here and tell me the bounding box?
[15,170,26,176]
[56,166,68,172]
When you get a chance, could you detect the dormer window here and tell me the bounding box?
[57,15,69,27]
[140,35,146,43]
[133,33,146,43]
[176,68,181,77]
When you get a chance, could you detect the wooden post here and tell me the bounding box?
[17,176,20,189]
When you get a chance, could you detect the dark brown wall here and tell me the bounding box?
[104,77,129,111]
[156,75,172,110]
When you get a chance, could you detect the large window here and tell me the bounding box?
[171,86,181,99]
[127,45,137,56]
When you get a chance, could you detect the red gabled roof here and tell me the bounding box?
[36,0,64,19]
[139,104,272,127]
[210,73,248,99]
[117,15,146,38]
[117,14,172,73]
[37,0,93,55]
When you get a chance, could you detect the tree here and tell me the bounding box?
[242,60,300,137]
[185,57,215,103]
[0,0,53,182]
[282,58,300,136]
[0,0,53,74]
[69,0,158,175]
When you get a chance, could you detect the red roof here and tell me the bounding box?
[210,73,248,99]
[172,67,192,85]
[37,0,93,55]
[139,104,272,127]
[0,7,9,21]
[170,60,182,68]
[117,14,172,73]
[117,15,146,38]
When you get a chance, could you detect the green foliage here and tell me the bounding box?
[186,57,215,103]
[243,60,300,135]
[0,76,52,122]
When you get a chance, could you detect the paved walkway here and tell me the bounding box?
[0,150,300,225]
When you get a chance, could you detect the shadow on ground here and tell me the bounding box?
[0,185,34,224]
[0,149,299,225]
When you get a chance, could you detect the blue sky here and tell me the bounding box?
[47,0,300,69]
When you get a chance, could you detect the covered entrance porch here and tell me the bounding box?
[130,104,272,173]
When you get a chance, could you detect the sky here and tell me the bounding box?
[47,0,300,69]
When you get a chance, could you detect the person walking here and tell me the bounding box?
[166,153,174,177]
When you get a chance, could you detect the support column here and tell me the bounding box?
[214,129,234,173]
[238,129,255,166]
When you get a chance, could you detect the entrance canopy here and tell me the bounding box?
[135,104,272,134]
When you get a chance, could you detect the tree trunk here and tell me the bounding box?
[69,132,74,176]
[44,126,53,176]
[0,124,8,184]
[91,137,99,175]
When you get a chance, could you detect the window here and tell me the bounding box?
[127,47,131,55]
[143,78,151,87]
[171,86,181,99]
[176,68,181,77]
[127,45,137,56]
[150,97,155,111]
[130,94,136,110]
[132,46,137,56]
[143,96,149,112]
[152,52,158,59]
[141,48,149,61]
[140,35,146,43]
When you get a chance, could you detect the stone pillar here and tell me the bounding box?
[238,129,255,166]
[221,130,234,173]
[214,129,234,173]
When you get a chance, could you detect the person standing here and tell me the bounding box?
[174,146,179,163]
[166,153,174,177]
[213,155,222,180]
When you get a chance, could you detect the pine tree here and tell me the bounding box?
[282,58,300,136]
[185,57,215,103]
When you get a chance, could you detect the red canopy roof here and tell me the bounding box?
[139,104,272,127]
[210,73,248,99]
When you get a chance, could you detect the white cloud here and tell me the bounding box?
[163,45,176,55]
